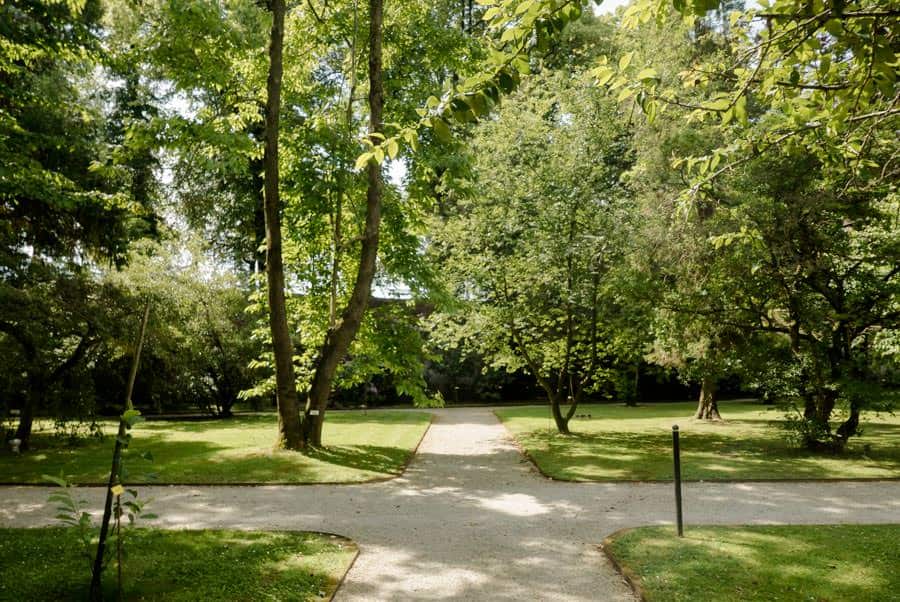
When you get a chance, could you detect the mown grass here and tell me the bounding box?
[0,527,356,601]
[0,411,431,484]
[604,524,900,602]
[496,401,900,481]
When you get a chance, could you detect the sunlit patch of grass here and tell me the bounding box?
[605,525,899,602]
[0,528,356,602]
[497,401,900,481]
[0,411,430,484]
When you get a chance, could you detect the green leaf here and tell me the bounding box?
[593,66,615,86]
[514,0,534,16]
[483,6,502,20]
[617,87,635,102]
[43,474,68,488]
[734,95,748,126]
[432,118,452,143]
[122,409,144,428]
[721,107,733,125]
[354,152,374,170]
[706,98,731,111]
[386,139,399,159]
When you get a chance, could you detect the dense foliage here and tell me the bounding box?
[1,0,896,452]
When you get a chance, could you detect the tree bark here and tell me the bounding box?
[302,0,384,447]
[263,0,303,450]
[834,401,860,444]
[694,375,721,420]
[13,389,36,451]
[13,329,96,449]
[549,392,571,434]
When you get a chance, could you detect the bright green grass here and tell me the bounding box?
[496,401,900,481]
[605,525,900,602]
[0,527,356,601]
[0,411,431,484]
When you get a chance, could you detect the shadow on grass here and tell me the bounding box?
[0,527,355,602]
[0,436,415,484]
[606,525,899,602]
[0,410,430,484]
[516,421,900,481]
[139,411,428,434]
[306,444,411,477]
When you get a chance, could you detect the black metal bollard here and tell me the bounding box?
[672,424,684,537]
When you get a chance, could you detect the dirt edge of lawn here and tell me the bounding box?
[492,410,900,484]
[0,413,435,488]
[272,529,361,602]
[323,531,361,602]
[599,528,649,602]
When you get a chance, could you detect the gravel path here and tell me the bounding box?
[2,407,899,601]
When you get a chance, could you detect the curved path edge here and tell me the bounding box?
[3,407,899,602]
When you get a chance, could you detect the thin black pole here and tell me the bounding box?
[672,424,684,537]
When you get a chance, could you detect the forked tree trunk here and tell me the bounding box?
[549,393,572,434]
[301,0,385,448]
[13,332,94,450]
[262,0,304,450]
[694,375,721,420]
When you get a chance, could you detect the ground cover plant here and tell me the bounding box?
[604,525,900,602]
[496,401,900,481]
[0,528,356,602]
[0,411,430,484]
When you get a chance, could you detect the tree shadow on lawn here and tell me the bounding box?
[133,439,417,483]
[0,527,353,602]
[0,434,416,484]
[1,411,429,484]
[141,411,428,433]
[305,444,413,477]
[520,422,900,481]
[500,399,781,422]
[607,525,898,602]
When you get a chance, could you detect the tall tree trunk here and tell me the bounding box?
[263,0,303,450]
[694,375,721,420]
[329,190,342,327]
[625,361,640,407]
[13,386,37,451]
[303,0,384,447]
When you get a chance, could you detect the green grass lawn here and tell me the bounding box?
[0,411,431,484]
[0,527,356,601]
[604,524,900,602]
[496,401,900,481]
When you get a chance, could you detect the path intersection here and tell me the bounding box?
[2,408,898,600]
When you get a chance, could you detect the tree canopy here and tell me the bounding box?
[1,0,896,453]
